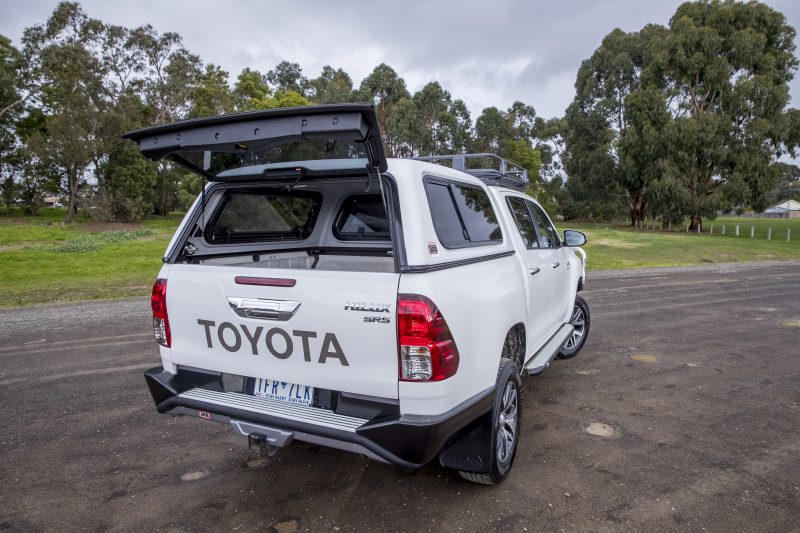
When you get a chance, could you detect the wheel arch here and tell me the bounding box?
[501,322,527,370]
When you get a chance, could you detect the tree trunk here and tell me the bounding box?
[65,169,77,224]
[689,213,702,232]
[629,196,646,227]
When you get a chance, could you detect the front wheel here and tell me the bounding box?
[459,359,521,485]
[558,295,590,359]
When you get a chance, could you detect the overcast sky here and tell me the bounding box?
[2,0,799,120]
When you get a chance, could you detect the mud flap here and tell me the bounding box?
[437,412,493,474]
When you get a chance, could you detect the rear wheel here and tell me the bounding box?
[558,295,590,359]
[458,359,521,485]
[501,325,524,370]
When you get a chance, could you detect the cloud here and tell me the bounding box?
[1,0,799,119]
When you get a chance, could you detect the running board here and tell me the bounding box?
[524,324,574,376]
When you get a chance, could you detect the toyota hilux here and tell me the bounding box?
[125,104,589,484]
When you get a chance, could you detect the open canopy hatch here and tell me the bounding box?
[122,104,387,179]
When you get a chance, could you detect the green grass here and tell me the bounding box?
[1,208,799,307]
[0,208,181,307]
[566,218,800,270]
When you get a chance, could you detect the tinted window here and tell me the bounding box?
[451,184,503,243]
[425,182,466,246]
[180,139,368,176]
[333,194,389,241]
[206,189,321,244]
[425,179,503,248]
[528,201,559,248]
[507,197,538,248]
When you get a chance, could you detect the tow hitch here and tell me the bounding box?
[248,433,281,456]
[231,420,294,456]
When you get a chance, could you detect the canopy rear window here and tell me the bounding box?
[333,194,389,241]
[205,188,321,245]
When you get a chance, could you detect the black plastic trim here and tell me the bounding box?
[382,172,407,273]
[356,387,494,466]
[144,367,493,468]
[400,250,515,273]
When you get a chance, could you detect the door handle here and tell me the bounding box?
[227,297,301,321]
[552,262,561,269]
[529,267,541,276]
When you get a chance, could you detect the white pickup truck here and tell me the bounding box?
[127,104,589,484]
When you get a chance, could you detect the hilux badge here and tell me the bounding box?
[344,302,391,313]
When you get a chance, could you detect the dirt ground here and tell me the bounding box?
[0,261,798,532]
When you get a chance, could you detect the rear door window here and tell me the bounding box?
[424,178,503,248]
[333,194,389,241]
[205,188,321,244]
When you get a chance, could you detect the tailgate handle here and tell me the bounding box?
[227,297,300,321]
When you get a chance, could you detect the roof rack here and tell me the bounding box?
[411,153,529,191]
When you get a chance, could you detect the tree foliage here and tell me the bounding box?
[562,1,799,226]
[2,0,798,227]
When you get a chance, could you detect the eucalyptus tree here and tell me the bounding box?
[564,24,667,225]
[660,0,798,229]
[307,66,356,104]
[0,35,21,201]
[18,1,106,222]
[266,61,308,96]
[190,64,233,118]
[472,103,542,191]
[386,82,462,157]
[232,68,270,111]
[358,64,410,156]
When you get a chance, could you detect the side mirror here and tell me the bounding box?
[563,229,587,247]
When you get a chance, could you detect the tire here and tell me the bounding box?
[558,294,590,359]
[501,325,524,371]
[458,359,522,485]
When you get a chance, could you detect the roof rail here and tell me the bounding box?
[411,153,529,190]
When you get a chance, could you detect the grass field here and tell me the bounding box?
[0,208,179,307]
[1,208,799,307]
[567,216,800,270]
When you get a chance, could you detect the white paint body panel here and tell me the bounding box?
[165,265,400,398]
[158,158,586,417]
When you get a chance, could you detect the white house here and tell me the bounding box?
[764,199,800,218]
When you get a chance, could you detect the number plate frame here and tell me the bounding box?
[251,378,314,406]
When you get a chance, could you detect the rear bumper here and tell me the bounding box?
[144,367,493,469]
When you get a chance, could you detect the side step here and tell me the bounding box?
[524,324,574,376]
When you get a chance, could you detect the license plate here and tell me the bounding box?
[253,378,314,406]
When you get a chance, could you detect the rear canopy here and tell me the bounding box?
[123,104,388,177]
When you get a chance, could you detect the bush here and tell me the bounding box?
[52,229,153,253]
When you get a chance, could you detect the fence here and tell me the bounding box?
[630,219,794,242]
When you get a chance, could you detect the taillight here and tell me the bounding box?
[151,278,171,347]
[398,294,459,381]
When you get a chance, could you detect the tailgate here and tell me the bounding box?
[166,264,400,399]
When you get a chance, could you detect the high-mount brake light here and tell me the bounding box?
[397,294,459,381]
[151,278,171,347]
